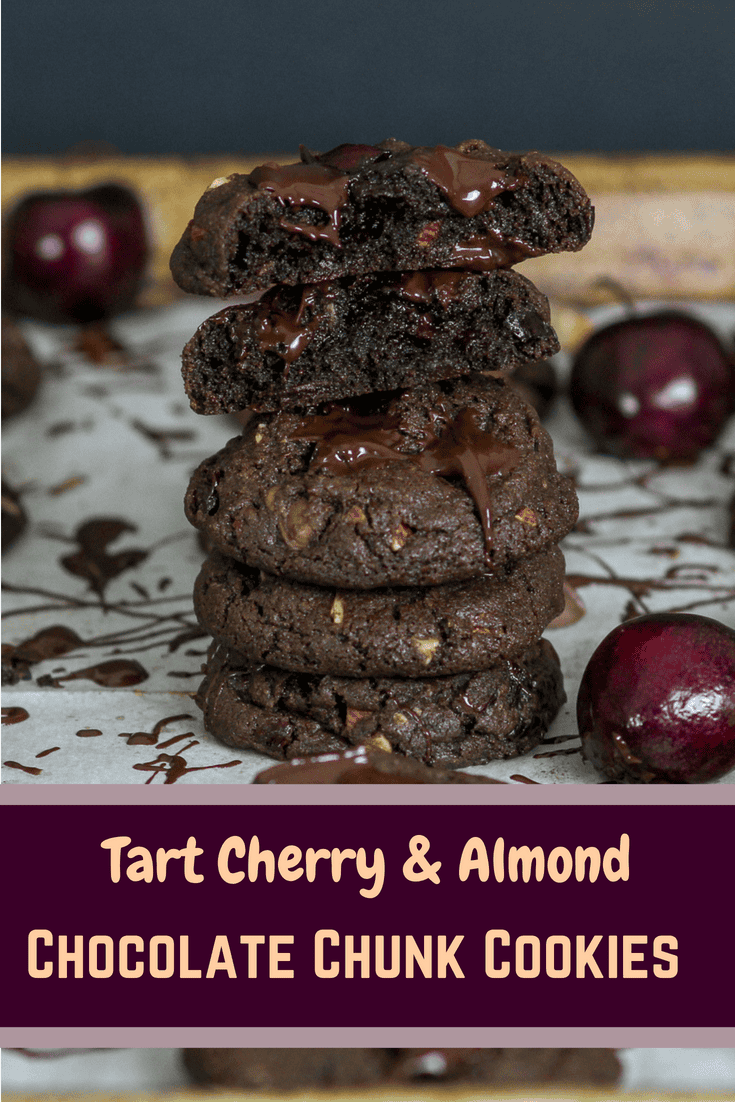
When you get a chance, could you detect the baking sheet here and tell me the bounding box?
[3,1047,735,1094]
[2,300,734,784]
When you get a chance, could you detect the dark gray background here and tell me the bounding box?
[2,0,734,155]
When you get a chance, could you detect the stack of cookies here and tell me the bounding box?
[170,139,593,770]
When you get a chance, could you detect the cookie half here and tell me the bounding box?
[181,269,559,413]
[196,638,565,768]
[185,376,578,589]
[171,139,593,297]
[194,547,564,678]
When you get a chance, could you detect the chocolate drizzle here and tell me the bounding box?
[292,398,521,554]
[37,658,149,689]
[249,162,350,246]
[1,706,29,725]
[2,626,83,685]
[60,519,148,599]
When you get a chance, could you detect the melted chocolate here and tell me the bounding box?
[254,746,505,785]
[118,713,194,747]
[449,231,543,270]
[4,761,42,776]
[293,400,521,554]
[2,626,84,685]
[409,146,522,216]
[1,706,29,725]
[397,270,470,307]
[36,747,60,758]
[249,162,350,246]
[38,658,149,689]
[255,283,338,363]
[132,741,241,784]
[60,519,148,599]
[76,728,103,737]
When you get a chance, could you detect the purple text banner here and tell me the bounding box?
[2,803,731,1028]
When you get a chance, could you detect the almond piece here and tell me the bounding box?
[413,637,440,664]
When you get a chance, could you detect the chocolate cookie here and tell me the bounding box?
[184,1048,620,1089]
[196,637,565,767]
[389,1048,621,1086]
[182,269,559,414]
[170,139,594,297]
[185,376,578,589]
[194,545,564,678]
[184,1049,390,1090]
[2,316,42,418]
[254,745,506,783]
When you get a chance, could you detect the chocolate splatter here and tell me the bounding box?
[4,761,42,776]
[118,712,193,747]
[1,706,29,725]
[60,518,148,599]
[36,747,60,758]
[76,729,103,738]
[37,658,149,689]
[132,740,241,784]
[48,476,86,496]
[168,627,207,652]
[73,324,125,364]
[2,625,84,685]
[129,419,196,461]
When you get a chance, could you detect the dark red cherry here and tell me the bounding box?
[577,612,735,783]
[316,143,385,172]
[4,184,148,324]
[569,312,734,461]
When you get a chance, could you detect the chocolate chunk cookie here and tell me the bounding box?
[196,637,565,767]
[194,546,564,678]
[185,376,578,588]
[184,1049,390,1090]
[390,1048,621,1086]
[171,139,594,297]
[2,317,42,419]
[184,1048,620,1089]
[182,269,559,414]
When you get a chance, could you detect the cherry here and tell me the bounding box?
[4,184,148,324]
[569,311,734,461]
[577,612,735,783]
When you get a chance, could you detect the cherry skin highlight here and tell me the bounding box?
[569,312,734,461]
[577,612,735,783]
[4,184,148,324]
